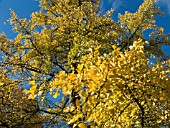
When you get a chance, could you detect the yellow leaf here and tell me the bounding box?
[96,59,101,66]
[53,92,59,98]
[66,83,72,89]
[88,32,92,36]
[68,114,83,124]
[42,77,46,81]
[159,27,164,32]
[160,97,164,101]
[89,69,95,75]
[28,94,35,99]
[96,120,101,126]
[77,64,83,71]
[112,45,117,49]
[0,82,4,86]
[78,123,86,128]
[4,56,8,59]
[68,73,76,81]
[29,80,35,85]
[22,89,28,94]
[63,107,70,113]
[59,71,65,77]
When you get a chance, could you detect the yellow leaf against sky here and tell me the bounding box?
[29,80,35,85]
[53,91,60,98]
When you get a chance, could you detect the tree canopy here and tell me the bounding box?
[0,0,170,127]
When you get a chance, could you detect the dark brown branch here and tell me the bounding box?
[39,109,59,115]
[120,25,140,51]
[133,97,145,127]
[125,84,145,127]
[115,101,132,124]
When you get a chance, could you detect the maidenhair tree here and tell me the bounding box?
[0,0,169,127]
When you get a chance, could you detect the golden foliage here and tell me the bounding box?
[0,0,170,127]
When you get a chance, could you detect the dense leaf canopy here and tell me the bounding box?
[0,0,170,127]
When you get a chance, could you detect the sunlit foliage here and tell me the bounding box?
[0,0,170,127]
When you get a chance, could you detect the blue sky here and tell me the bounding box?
[101,0,170,33]
[0,0,170,54]
[0,0,39,38]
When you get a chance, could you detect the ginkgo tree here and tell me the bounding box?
[0,0,170,127]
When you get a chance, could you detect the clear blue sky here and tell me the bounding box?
[0,0,170,54]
